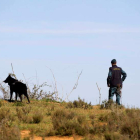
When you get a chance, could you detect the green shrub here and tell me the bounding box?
[46,98,56,102]
[98,114,108,122]
[46,108,52,116]
[0,100,2,107]
[98,111,125,124]
[90,124,107,135]
[16,106,43,124]
[52,109,89,136]
[89,114,95,120]
[45,129,55,136]
[100,100,115,109]
[16,107,29,123]
[101,100,124,110]
[125,108,140,118]
[82,135,98,140]
[77,115,86,124]
[23,137,30,140]
[121,124,133,136]
[120,118,140,139]
[66,97,92,109]
[66,101,74,108]
[13,102,24,106]
[98,111,126,133]
[0,119,20,140]
[16,106,33,123]
[0,107,15,122]
[32,113,43,123]
[104,133,127,140]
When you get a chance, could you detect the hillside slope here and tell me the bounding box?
[0,99,138,140]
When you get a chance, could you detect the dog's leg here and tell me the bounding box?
[10,91,13,102]
[24,91,30,103]
[15,92,18,101]
[26,94,30,103]
[19,95,22,102]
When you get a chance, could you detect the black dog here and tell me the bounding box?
[3,75,30,103]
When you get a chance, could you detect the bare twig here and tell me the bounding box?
[22,73,27,84]
[96,83,101,105]
[66,70,83,101]
[46,66,58,100]
[35,70,39,86]
[11,63,14,74]
[10,63,17,79]
[0,83,10,99]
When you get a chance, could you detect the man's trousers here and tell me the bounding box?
[109,87,121,105]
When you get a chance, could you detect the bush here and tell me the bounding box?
[0,100,2,107]
[82,135,99,140]
[52,109,89,136]
[16,107,31,123]
[104,133,129,140]
[46,108,52,116]
[98,111,126,133]
[23,137,30,140]
[77,115,86,124]
[0,119,20,140]
[32,113,43,123]
[46,98,57,102]
[125,108,140,118]
[45,129,55,136]
[0,107,15,122]
[90,124,107,135]
[13,102,24,106]
[66,97,92,109]
[16,106,43,123]
[121,123,133,136]
[100,100,114,109]
[98,114,108,122]
[120,118,140,139]
[100,100,124,110]
[89,114,95,120]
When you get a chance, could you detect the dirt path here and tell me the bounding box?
[21,130,83,140]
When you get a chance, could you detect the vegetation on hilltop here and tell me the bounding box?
[0,70,137,140]
[0,99,139,140]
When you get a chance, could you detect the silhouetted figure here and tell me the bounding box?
[3,75,30,103]
[107,59,127,105]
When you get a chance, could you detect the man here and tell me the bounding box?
[107,59,127,105]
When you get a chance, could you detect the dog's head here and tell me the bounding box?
[3,75,13,83]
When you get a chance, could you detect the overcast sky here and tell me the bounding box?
[0,0,140,107]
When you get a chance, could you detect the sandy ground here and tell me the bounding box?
[21,130,83,140]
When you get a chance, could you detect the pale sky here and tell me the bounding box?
[0,0,140,106]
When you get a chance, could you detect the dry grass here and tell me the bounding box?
[0,99,139,140]
[66,97,92,109]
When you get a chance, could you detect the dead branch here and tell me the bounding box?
[66,70,83,101]
[96,83,101,105]
[10,63,17,79]
[46,66,58,100]
[0,83,10,99]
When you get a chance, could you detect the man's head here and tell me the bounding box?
[111,59,117,65]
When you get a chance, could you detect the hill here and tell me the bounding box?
[0,99,139,140]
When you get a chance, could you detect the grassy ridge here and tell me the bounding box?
[0,99,139,140]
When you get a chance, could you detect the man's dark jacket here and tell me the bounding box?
[107,65,127,87]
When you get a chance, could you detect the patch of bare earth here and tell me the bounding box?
[21,130,83,140]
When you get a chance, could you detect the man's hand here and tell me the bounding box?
[108,84,110,87]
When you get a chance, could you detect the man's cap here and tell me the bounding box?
[111,59,117,64]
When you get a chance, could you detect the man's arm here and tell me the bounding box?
[107,68,112,87]
[121,69,127,82]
